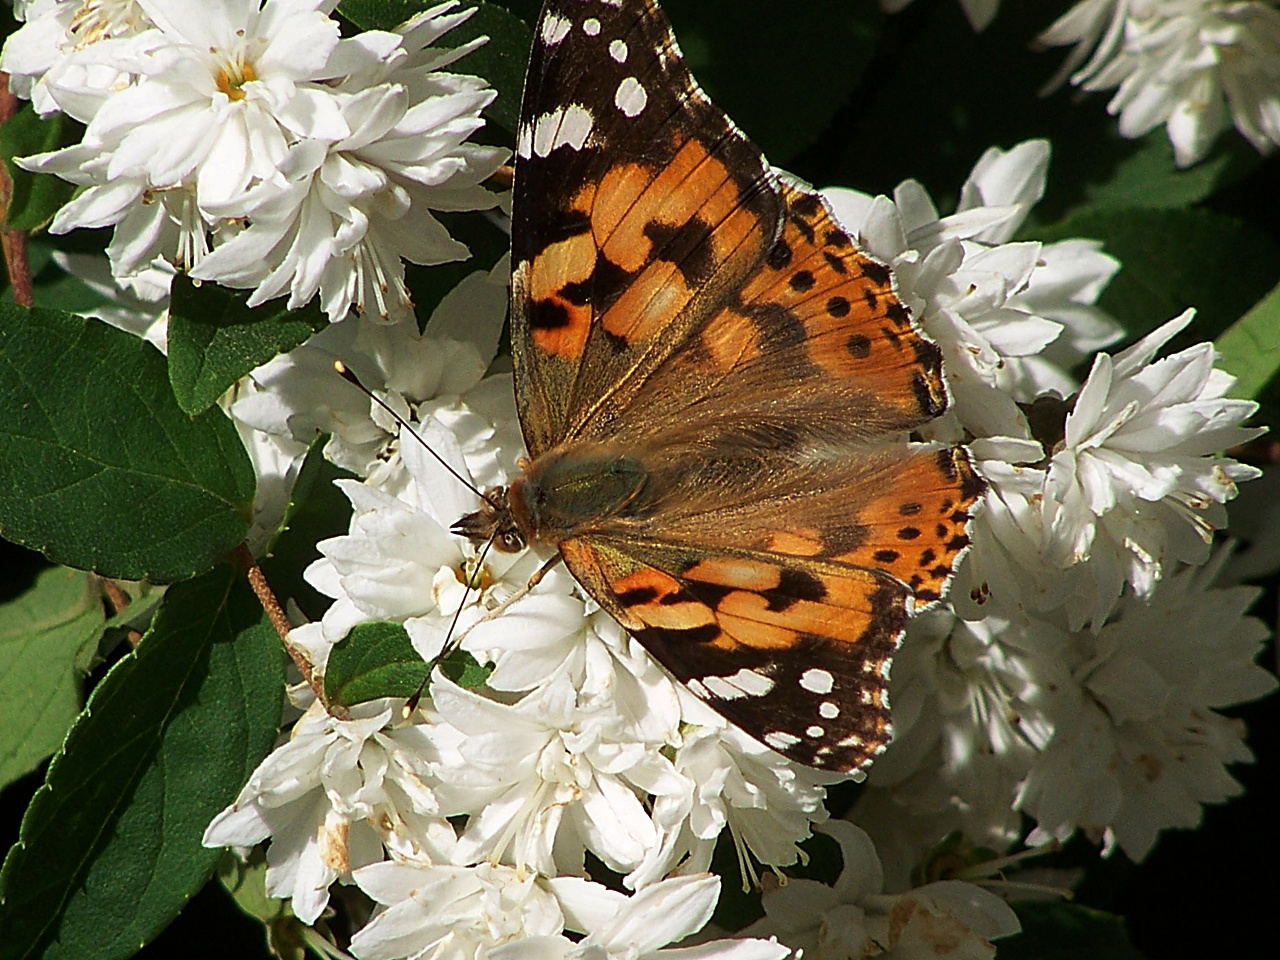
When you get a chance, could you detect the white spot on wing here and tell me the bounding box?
[837,734,863,748]
[541,14,571,45]
[687,679,710,699]
[583,17,600,35]
[532,105,595,156]
[819,701,839,719]
[806,725,825,738]
[701,669,773,700]
[609,39,628,62]
[516,124,532,159]
[615,76,647,117]
[728,668,774,697]
[799,668,834,694]
[765,731,800,750]
[703,675,741,700]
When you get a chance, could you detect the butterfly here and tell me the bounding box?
[455,0,984,772]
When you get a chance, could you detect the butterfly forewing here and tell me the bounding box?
[511,0,781,457]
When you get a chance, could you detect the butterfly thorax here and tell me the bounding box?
[453,442,650,553]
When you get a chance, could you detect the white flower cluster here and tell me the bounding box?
[822,141,1275,877]
[1038,0,1280,166]
[1,0,507,322]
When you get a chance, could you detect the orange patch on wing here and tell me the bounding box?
[526,233,596,359]
[601,139,734,271]
[600,259,692,344]
[592,163,652,260]
[683,556,782,592]
[761,529,825,556]
[718,592,869,646]
[611,568,716,631]
[700,307,761,371]
[831,449,981,605]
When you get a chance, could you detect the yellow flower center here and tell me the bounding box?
[216,59,257,101]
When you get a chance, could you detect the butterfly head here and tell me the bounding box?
[452,486,528,554]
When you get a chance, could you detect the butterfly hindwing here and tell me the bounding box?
[512,0,781,456]
[560,536,909,770]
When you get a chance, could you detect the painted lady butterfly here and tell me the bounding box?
[456,0,984,771]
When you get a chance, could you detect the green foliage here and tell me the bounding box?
[216,852,307,960]
[0,565,285,960]
[325,620,430,707]
[663,0,883,165]
[0,305,256,581]
[1002,902,1147,960]
[1216,281,1280,402]
[259,437,357,624]
[0,305,258,577]
[0,105,75,233]
[324,620,491,707]
[167,275,327,416]
[0,567,103,791]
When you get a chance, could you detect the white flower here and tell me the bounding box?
[1043,308,1263,604]
[846,610,1069,887]
[1016,549,1277,860]
[203,699,457,924]
[489,873,791,960]
[631,687,833,889]
[823,139,1121,444]
[1039,0,1280,166]
[742,821,1020,960]
[350,860,565,960]
[880,0,1003,32]
[48,250,172,352]
[190,2,508,322]
[228,261,514,484]
[427,659,682,877]
[303,418,542,665]
[17,0,367,275]
[0,0,152,116]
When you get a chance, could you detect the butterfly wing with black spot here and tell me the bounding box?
[511,0,782,457]
[560,536,908,771]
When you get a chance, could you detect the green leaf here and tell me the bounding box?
[259,437,356,623]
[324,620,429,706]
[663,0,882,165]
[1001,902,1147,960]
[1035,207,1280,345]
[1073,129,1261,215]
[438,647,490,690]
[1215,280,1280,402]
[0,305,256,582]
[217,852,306,960]
[167,275,327,416]
[338,0,531,133]
[0,105,76,233]
[0,567,104,791]
[0,564,285,960]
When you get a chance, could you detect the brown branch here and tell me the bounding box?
[0,73,33,308]
[234,544,348,718]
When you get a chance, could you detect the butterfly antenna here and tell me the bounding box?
[332,360,490,502]
[402,528,499,719]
